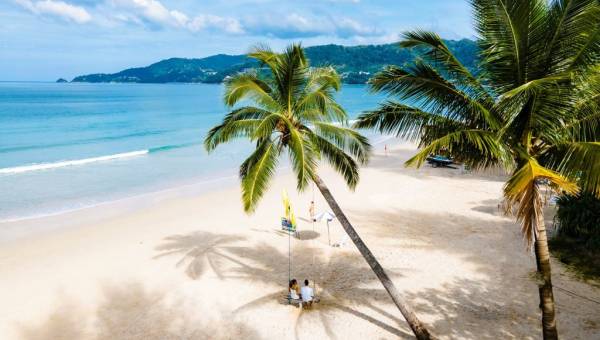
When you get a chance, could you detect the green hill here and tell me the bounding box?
[72,39,477,84]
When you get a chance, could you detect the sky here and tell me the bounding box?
[0,0,475,81]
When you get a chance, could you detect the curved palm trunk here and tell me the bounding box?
[534,214,558,339]
[312,174,433,340]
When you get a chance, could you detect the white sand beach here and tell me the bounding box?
[1,140,599,339]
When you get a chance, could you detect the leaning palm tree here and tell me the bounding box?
[205,44,433,339]
[354,1,600,339]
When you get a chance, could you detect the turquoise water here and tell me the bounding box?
[0,82,386,221]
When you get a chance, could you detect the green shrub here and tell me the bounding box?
[551,192,600,280]
[555,192,600,248]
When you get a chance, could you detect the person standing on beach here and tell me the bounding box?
[384,144,388,157]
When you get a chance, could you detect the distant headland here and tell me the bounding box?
[71,40,477,85]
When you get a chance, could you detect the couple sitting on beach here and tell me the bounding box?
[288,279,314,307]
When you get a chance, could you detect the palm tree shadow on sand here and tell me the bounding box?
[153,232,247,280]
[154,230,413,339]
[19,282,260,340]
[347,207,600,338]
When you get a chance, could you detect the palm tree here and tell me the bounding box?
[204,44,433,339]
[354,1,600,339]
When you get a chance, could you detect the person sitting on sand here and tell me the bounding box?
[289,279,300,300]
[300,279,314,306]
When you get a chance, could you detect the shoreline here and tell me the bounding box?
[0,135,395,242]
[1,139,598,339]
[0,173,239,243]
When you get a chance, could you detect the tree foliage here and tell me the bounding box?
[556,192,600,246]
[205,44,371,212]
[355,0,600,246]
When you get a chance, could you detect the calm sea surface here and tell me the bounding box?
[0,82,387,221]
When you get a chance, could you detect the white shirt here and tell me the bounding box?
[301,285,314,302]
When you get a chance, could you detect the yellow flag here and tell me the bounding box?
[282,189,291,220]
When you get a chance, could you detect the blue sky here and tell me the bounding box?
[0,0,475,81]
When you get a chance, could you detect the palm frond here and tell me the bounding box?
[505,157,578,199]
[369,63,500,128]
[353,101,467,145]
[499,73,572,100]
[287,126,317,191]
[240,139,279,213]
[568,26,600,71]
[540,0,600,74]
[552,142,600,195]
[253,112,286,140]
[505,174,544,247]
[248,45,280,75]
[295,68,346,122]
[400,29,493,103]
[313,122,371,164]
[570,73,600,123]
[305,66,341,91]
[275,44,308,113]
[473,0,547,90]
[404,129,510,169]
[204,107,271,151]
[223,72,279,110]
[564,111,600,141]
[496,74,576,135]
[504,157,579,245]
[309,133,360,189]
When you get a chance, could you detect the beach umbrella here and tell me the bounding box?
[315,211,336,245]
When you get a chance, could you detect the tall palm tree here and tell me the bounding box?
[205,44,433,339]
[354,1,600,339]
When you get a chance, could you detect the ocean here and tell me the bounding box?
[0,82,388,222]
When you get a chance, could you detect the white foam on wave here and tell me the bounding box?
[0,150,149,175]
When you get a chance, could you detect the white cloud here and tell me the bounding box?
[188,15,244,34]
[108,0,179,27]
[106,0,243,34]
[13,0,380,39]
[335,18,379,37]
[101,1,375,38]
[243,13,381,39]
[15,0,92,23]
[352,32,400,45]
[169,10,188,27]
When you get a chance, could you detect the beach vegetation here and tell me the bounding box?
[354,0,600,338]
[550,192,600,280]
